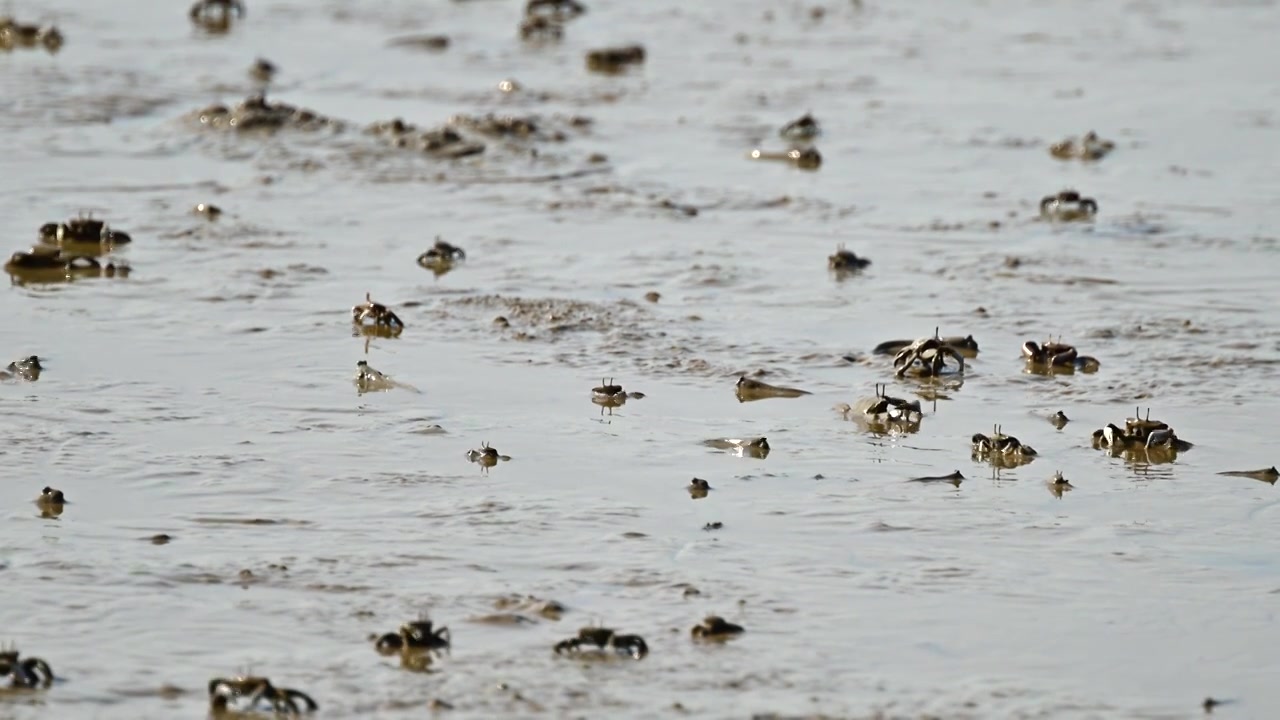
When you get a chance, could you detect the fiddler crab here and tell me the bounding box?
[250,57,276,83]
[1022,338,1100,373]
[971,424,1037,466]
[2,355,42,382]
[526,0,587,20]
[749,146,822,170]
[353,360,416,394]
[690,615,745,641]
[843,383,923,424]
[585,45,646,73]
[466,442,512,469]
[1092,407,1193,455]
[351,292,405,331]
[1,647,54,688]
[874,333,979,358]
[417,237,467,275]
[0,18,63,53]
[374,619,451,654]
[828,243,870,273]
[735,375,810,402]
[592,377,646,404]
[1049,131,1115,162]
[209,675,317,715]
[1048,471,1073,498]
[1039,189,1098,222]
[780,113,820,143]
[520,14,564,41]
[493,594,566,620]
[703,437,770,459]
[687,477,712,499]
[190,0,244,23]
[36,486,65,518]
[554,626,648,660]
[5,247,128,281]
[892,328,967,378]
[194,203,223,219]
[38,214,133,247]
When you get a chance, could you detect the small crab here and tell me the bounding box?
[585,44,646,73]
[892,328,967,378]
[828,244,870,273]
[526,0,587,20]
[1,647,54,688]
[591,377,646,414]
[845,383,923,422]
[5,355,42,381]
[687,477,711,499]
[971,424,1037,463]
[493,594,566,620]
[466,442,512,468]
[1022,338,1100,373]
[193,203,223,219]
[1039,189,1098,222]
[250,57,276,83]
[1092,408,1193,456]
[190,0,245,21]
[1049,130,1115,162]
[734,375,811,402]
[779,112,820,143]
[38,214,132,246]
[519,15,564,41]
[1048,471,1074,498]
[353,360,417,394]
[554,626,648,660]
[690,615,745,641]
[873,334,978,357]
[351,292,405,329]
[209,675,317,715]
[749,146,822,170]
[375,619,451,654]
[35,486,66,518]
[416,237,467,274]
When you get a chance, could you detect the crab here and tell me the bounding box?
[780,112,820,143]
[687,477,712,499]
[208,675,317,715]
[971,424,1037,461]
[466,442,512,468]
[1092,408,1193,454]
[828,243,870,272]
[38,214,132,246]
[519,15,564,41]
[1049,131,1115,162]
[5,355,42,381]
[847,383,923,422]
[351,292,405,329]
[873,334,979,357]
[1039,189,1098,222]
[190,0,245,22]
[1,647,54,688]
[554,626,648,660]
[1022,338,1100,373]
[585,45,646,73]
[374,619,451,654]
[526,0,587,20]
[690,615,745,641]
[749,146,822,170]
[36,486,66,518]
[892,329,967,378]
[416,237,467,274]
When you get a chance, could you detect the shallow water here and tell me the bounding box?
[3,0,1280,718]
